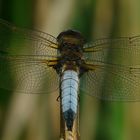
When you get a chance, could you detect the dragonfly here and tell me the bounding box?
[0,18,140,131]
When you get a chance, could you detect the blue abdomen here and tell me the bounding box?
[61,70,79,130]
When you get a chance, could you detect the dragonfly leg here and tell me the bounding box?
[56,95,60,102]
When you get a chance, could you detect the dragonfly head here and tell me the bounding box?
[57,29,85,51]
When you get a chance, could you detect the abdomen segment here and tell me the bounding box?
[61,70,79,131]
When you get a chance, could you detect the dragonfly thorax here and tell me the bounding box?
[57,30,85,64]
[53,30,87,74]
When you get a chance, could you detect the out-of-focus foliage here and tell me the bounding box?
[0,0,140,140]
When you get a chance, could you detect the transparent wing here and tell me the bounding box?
[80,36,140,101]
[83,36,140,66]
[0,18,60,94]
[0,18,59,56]
[0,55,59,94]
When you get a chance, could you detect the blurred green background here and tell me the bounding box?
[0,0,140,140]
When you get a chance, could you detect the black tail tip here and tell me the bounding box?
[66,122,73,131]
[63,109,76,131]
